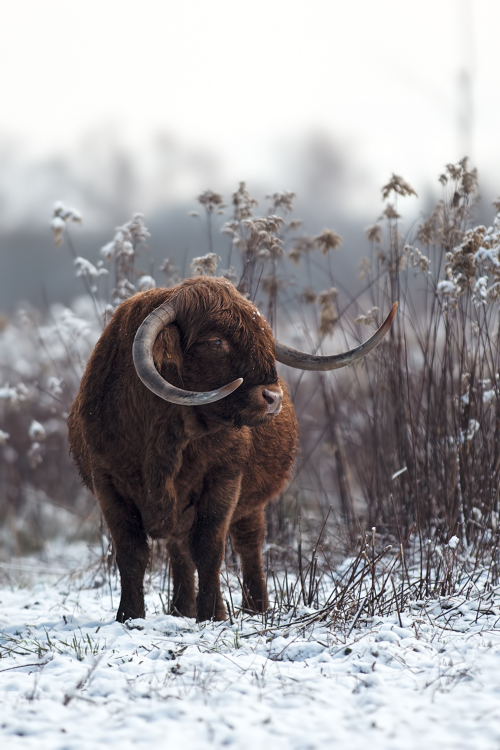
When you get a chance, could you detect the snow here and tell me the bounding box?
[74,257,108,279]
[461,419,480,443]
[390,466,407,480]
[437,280,457,295]
[100,241,115,261]
[138,275,156,291]
[50,216,65,231]
[2,548,500,749]
[0,385,22,405]
[475,247,500,267]
[483,389,496,404]
[28,420,46,442]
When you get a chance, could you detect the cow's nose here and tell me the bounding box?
[262,387,283,414]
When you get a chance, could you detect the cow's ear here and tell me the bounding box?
[152,324,183,377]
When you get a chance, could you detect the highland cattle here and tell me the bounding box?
[68,276,396,622]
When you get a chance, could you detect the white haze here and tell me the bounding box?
[1,0,499,223]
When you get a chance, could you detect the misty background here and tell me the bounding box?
[1,0,499,313]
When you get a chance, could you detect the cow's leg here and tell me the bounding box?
[95,475,150,622]
[167,539,197,618]
[189,474,241,622]
[229,507,269,613]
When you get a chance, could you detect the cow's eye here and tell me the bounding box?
[200,337,228,352]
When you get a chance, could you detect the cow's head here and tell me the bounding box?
[133,276,397,427]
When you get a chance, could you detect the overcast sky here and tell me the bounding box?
[1,0,499,212]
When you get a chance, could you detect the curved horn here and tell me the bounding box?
[274,302,398,371]
[132,301,243,405]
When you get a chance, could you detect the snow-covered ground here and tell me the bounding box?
[2,546,500,749]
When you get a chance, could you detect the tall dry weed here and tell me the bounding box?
[2,164,500,608]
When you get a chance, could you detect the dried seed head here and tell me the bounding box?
[127,213,150,245]
[50,202,82,247]
[314,229,342,255]
[232,182,258,220]
[221,266,238,284]
[241,215,285,259]
[289,236,316,265]
[354,308,379,327]
[384,204,401,220]
[319,307,339,337]
[365,224,382,244]
[417,203,444,246]
[358,257,371,281]
[381,174,418,200]
[395,253,408,273]
[461,167,478,195]
[318,288,339,337]
[267,191,296,213]
[445,159,479,198]
[51,216,65,247]
[190,252,220,276]
[74,257,108,279]
[105,228,134,260]
[197,190,225,213]
[300,287,317,305]
[404,245,430,274]
[447,163,462,181]
[221,220,239,237]
[112,278,136,305]
[262,276,290,297]
[438,223,494,303]
[159,257,180,283]
[100,213,150,267]
[318,288,338,306]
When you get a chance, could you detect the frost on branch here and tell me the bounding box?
[437,214,500,309]
[50,202,82,247]
[29,420,46,441]
[354,307,379,327]
[0,383,29,408]
[138,275,156,291]
[47,377,63,397]
[74,257,108,279]
[100,214,151,308]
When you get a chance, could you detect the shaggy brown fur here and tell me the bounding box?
[68,277,298,622]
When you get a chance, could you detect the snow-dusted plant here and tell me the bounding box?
[190,253,219,276]
[100,213,152,308]
[50,201,82,247]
